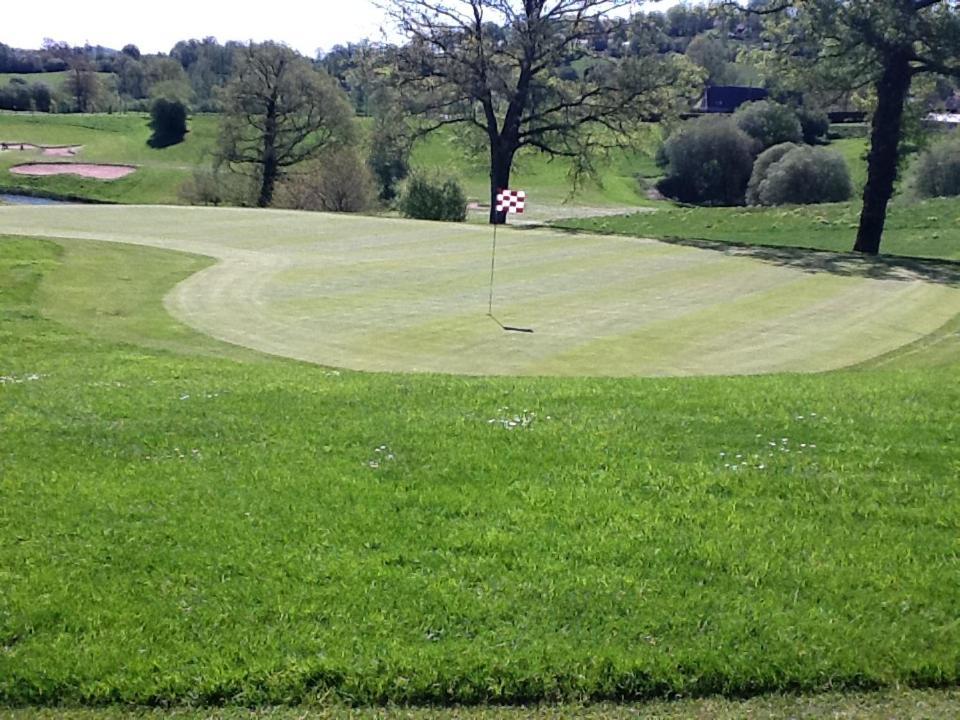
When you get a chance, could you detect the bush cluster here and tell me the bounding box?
[912,136,960,199]
[748,145,853,206]
[399,172,467,221]
[745,142,799,206]
[658,115,756,205]
[658,101,851,207]
[734,100,803,150]
[796,107,830,145]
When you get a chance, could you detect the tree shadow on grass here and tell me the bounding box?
[656,236,960,287]
[538,224,960,288]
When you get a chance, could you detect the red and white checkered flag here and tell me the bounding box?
[496,189,526,213]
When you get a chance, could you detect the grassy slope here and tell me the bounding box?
[2,233,960,706]
[551,137,960,261]
[410,126,661,209]
[0,113,217,203]
[0,112,659,210]
[555,196,960,261]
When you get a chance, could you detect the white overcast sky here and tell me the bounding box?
[2,0,686,57]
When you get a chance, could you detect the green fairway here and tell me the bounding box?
[0,113,217,203]
[2,224,960,706]
[2,204,958,376]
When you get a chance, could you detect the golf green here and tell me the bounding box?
[2,204,957,376]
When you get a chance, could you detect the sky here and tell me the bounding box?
[2,0,686,57]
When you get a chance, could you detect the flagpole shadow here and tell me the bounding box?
[489,313,534,334]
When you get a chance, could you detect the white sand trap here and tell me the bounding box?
[9,163,135,180]
[42,146,82,157]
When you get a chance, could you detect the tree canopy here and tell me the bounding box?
[217,42,355,208]
[384,0,703,222]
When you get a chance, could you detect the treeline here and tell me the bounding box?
[0,38,240,112]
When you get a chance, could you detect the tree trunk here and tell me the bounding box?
[854,51,912,255]
[488,146,514,225]
[257,104,279,208]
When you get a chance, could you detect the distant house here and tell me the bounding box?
[699,86,768,113]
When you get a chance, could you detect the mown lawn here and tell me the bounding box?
[2,232,960,707]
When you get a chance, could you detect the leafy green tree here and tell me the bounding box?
[64,57,100,112]
[685,33,733,85]
[217,42,356,208]
[737,0,960,254]
[384,0,702,223]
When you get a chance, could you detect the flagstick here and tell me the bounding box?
[488,220,498,316]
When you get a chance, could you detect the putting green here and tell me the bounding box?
[3,204,959,376]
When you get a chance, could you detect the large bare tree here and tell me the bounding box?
[383,0,701,223]
[218,43,355,208]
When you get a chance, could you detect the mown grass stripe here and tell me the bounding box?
[3,205,958,377]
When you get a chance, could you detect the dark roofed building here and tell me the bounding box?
[699,86,769,113]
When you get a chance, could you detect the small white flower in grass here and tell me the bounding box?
[366,444,396,469]
[180,394,190,401]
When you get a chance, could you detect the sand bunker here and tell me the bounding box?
[9,163,135,180]
[42,145,82,157]
[0,142,83,156]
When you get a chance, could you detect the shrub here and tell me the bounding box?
[746,142,799,206]
[399,172,467,221]
[734,100,803,149]
[796,106,830,145]
[913,136,960,199]
[148,98,188,148]
[179,165,255,207]
[275,148,375,213]
[754,146,853,206]
[658,115,757,205]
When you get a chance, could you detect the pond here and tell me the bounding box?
[0,193,74,206]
